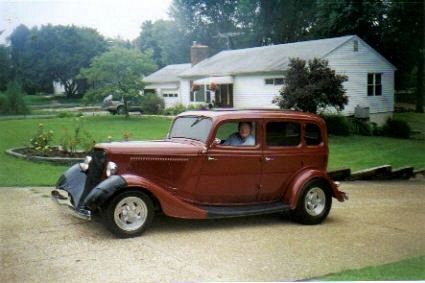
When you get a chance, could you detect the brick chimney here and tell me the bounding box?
[191,41,209,66]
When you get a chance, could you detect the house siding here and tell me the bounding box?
[232,73,283,108]
[325,37,395,115]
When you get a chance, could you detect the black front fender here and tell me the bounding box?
[82,175,127,210]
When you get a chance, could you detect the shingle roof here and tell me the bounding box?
[180,35,355,77]
[144,63,191,83]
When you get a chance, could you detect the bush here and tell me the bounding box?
[163,103,187,115]
[382,118,411,139]
[350,118,372,136]
[30,123,54,154]
[0,81,30,115]
[60,118,96,153]
[321,114,352,136]
[140,93,165,114]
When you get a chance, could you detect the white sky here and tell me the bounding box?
[0,0,172,44]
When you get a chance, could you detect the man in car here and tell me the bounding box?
[223,122,255,146]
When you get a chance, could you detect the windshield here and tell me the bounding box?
[169,116,212,143]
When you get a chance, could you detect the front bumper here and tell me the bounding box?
[51,188,92,220]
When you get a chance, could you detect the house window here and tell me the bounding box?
[265,78,274,85]
[264,78,284,85]
[191,89,206,102]
[163,93,178,98]
[367,73,382,96]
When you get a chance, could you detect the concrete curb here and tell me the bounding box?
[5,147,83,166]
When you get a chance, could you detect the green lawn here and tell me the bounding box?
[318,256,425,280]
[0,114,424,186]
[328,135,425,171]
[0,116,171,186]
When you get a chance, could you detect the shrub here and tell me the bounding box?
[1,81,30,115]
[382,118,411,139]
[30,123,54,154]
[321,114,352,136]
[60,118,96,153]
[163,103,187,115]
[140,93,165,114]
[350,118,372,136]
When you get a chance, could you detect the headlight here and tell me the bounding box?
[106,161,118,177]
[79,156,92,172]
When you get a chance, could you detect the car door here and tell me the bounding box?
[259,120,304,202]
[195,120,262,204]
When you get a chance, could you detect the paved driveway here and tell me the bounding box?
[1,178,424,282]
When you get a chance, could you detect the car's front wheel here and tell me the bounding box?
[291,179,332,225]
[103,190,154,238]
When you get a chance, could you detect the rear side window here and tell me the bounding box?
[305,123,322,146]
[266,122,300,146]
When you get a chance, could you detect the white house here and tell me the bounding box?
[144,35,396,125]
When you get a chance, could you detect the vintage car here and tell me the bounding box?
[52,109,348,238]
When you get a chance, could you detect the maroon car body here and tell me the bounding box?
[52,109,347,237]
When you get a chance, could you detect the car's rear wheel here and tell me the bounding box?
[103,190,154,238]
[291,179,332,225]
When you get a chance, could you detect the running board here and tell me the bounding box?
[199,202,290,219]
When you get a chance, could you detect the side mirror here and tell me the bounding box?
[210,138,221,148]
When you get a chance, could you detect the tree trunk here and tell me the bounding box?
[63,80,79,98]
[416,53,424,113]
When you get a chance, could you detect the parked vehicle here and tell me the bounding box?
[101,95,143,115]
[52,109,348,238]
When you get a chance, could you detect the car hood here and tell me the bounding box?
[95,139,204,156]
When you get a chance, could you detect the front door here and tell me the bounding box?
[214,84,233,108]
[196,120,260,204]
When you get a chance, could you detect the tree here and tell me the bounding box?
[252,0,317,45]
[79,48,157,116]
[0,45,12,91]
[384,1,424,113]
[312,0,387,50]
[274,58,348,114]
[136,20,189,67]
[8,24,106,96]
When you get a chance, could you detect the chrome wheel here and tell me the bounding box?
[304,187,326,216]
[113,196,148,232]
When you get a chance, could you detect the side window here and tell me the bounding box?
[266,122,300,147]
[215,121,256,147]
[305,123,322,146]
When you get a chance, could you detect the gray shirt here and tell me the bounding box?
[223,133,255,146]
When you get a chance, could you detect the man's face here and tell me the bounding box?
[239,123,252,139]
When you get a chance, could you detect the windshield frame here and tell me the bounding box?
[168,115,213,143]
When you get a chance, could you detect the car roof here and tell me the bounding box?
[176,109,323,123]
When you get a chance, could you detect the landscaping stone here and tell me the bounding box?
[391,167,415,180]
[6,147,83,165]
[349,165,392,181]
[413,168,425,177]
[327,168,351,181]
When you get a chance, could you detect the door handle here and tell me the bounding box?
[264,157,274,161]
[207,156,217,161]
